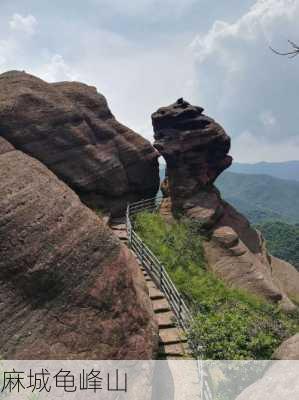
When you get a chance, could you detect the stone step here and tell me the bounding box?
[164,355,186,360]
[112,230,128,240]
[110,217,126,225]
[146,281,156,290]
[125,237,193,359]
[110,223,127,231]
[149,287,164,300]
[159,327,187,345]
[159,343,189,357]
[153,298,171,313]
[155,311,176,328]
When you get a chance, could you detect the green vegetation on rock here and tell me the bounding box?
[135,212,299,360]
[256,221,299,269]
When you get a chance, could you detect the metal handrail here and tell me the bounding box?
[126,195,193,333]
[126,196,214,399]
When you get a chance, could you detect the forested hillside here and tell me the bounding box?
[216,171,299,224]
[231,161,299,182]
[256,221,299,270]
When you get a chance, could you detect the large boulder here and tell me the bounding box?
[272,256,299,304]
[153,97,232,211]
[0,137,158,359]
[153,99,299,311]
[0,71,159,217]
[272,334,299,360]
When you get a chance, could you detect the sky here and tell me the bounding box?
[0,0,299,162]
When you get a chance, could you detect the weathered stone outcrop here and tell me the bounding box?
[272,334,299,360]
[272,256,299,304]
[153,99,298,311]
[0,137,158,359]
[0,71,159,217]
[153,98,232,213]
[0,136,14,154]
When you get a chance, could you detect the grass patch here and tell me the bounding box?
[134,212,299,359]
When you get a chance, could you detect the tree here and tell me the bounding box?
[270,40,299,57]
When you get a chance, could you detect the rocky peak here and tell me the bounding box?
[153,99,299,311]
[0,71,160,217]
[152,98,205,136]
[152,98,232,211]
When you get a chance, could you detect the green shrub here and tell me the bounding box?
[134,212,299,359]
[256,221,299,269]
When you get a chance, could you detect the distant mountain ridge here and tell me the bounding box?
[230,160,299,182]
[160,163,299,224]
[216,171,299,224]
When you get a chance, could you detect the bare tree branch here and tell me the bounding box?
[270,40,299,58]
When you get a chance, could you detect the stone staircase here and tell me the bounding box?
[109,218,190,359]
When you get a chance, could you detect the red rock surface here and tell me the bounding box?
[0,138,158,359]
[153,99,299,311]
[273,333,299,359]
[0,71,159,216]
[153,98,232,211]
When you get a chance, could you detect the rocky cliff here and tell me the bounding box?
[0,137,158,359]
[153,98,299,311]
[0,71,159,217]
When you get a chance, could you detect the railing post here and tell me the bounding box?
[140,240,144,266]
[126,204,132,247]
[129,225,132,247]
[179,295,182,326]
[129,222,132,246]
[126,195,205,361]
[160,264,163,289]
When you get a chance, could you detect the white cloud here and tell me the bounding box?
[0,0,298,162]
[190,0,299,161]
[65,27,196,142]
[91,0,197,19]
[232,130,299,162]
[0,40,13,68]
[260,110,276,127]
[191,0,298,60]
[0,13,78,82]
[0,37,20,74]
[9,13,37,35]
[37,54,79,82]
